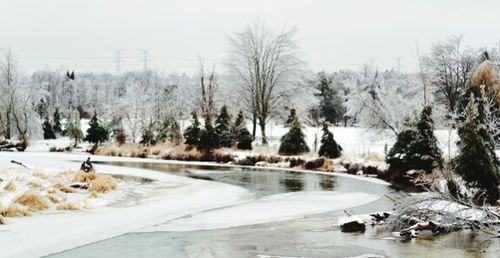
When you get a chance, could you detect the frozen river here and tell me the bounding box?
[45,161,499,258]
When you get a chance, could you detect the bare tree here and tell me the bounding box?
[423,36,476,113]
[0,49,18,139]
[227,21,302,144]
[198,58,217,120]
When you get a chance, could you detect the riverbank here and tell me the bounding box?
[0,152,387,258]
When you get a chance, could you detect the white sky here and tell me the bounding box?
[1,0,499,74]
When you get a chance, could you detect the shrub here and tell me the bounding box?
[318,122,342,158]
[278,118,309,155]
[14,191,50,211]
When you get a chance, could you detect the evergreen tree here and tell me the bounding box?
[318,122,342,158]
[236,127,253,150]
[184,110,201,146]
[66,109,83,147]
[278,117,310,155]
[168,117,182,145]
[155,119,170,143]
[412,106,443,171]
[42,116,56,139]
[231,110,245,146]
[85,112,109,144]
[315,73,344,124]
[198,114,219,151]
[285,108,297,127]
[386,106,442,174]
[455,91,500,204]
[140,122,157,146]
[52,108,62,134]
[215,105,232,148]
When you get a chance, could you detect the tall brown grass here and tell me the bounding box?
[4,181,16,192]
[53,183,76,193]
[14,191,50,211]
[89,175,118,193]
[57,203,79,211]
[1,203,32,217]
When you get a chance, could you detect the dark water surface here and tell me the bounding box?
[46,161,499,258]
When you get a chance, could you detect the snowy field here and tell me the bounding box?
[0,152,382,258]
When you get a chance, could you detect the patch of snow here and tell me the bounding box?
[138,191,380,232]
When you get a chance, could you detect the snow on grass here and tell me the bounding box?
[0,152,251,258]
[139,191,380,232]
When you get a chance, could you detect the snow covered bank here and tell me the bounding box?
[0,153,251,258]
[139,191,380,232]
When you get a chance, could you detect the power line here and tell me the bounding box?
[140,48,151,70]
[114,50,122,74]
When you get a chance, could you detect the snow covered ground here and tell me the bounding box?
[0,152,382,258]
[140,191,379,232]
[0,153,251,258]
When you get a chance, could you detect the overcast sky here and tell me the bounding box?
[1,0,499,74]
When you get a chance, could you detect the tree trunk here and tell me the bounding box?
[252,111,257,139]
[259,119,267,145]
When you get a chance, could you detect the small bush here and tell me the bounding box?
[4,181,16,192]
[89,175,118,193]
[236,158,256,166]
[47,193,61,204]
[14,191,50,211]
[73,171,98,183]
[286,157,305,167]
[53,183,77,193]
[57,203,79,211]
[1,203,32,217]
[304,158,326,170]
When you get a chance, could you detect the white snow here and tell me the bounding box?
[139,191,380,232]
[0,152,251,258]
[338,215,366,227]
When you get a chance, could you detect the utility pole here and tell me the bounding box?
[396,57,401,72]
[141,48,151,70]
[114,50,122,74]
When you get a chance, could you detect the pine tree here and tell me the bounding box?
[237,127,253,150]
[66,109,83,147]
[52,108,62,134]
[215,105,232,148]
[412,106,443,171]
[42,116,56,139]
[285,108,297,127]
[278,117,310,155]
[315,73,345,124]
[386,106,442,175]
[85,112,109,144]
[140,122,157,146]
[318,122,342,158]
[184,110,201,146]
[455,91,500,204]
[198,114,219,151]
[231,110,245,147]
[155,119,170,143]
[168,117,182,145]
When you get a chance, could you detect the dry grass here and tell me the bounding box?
[89,190,99,198]
[73,171,97,183]
[53,183,76,193]
[32,171,48,179]
[14,191,50,211]
[27,180,42,189]
[47,193,61,204]
[89,175,118,193]
[1,203,32,217]
[4,181,16,192]
[57,203,79,211]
